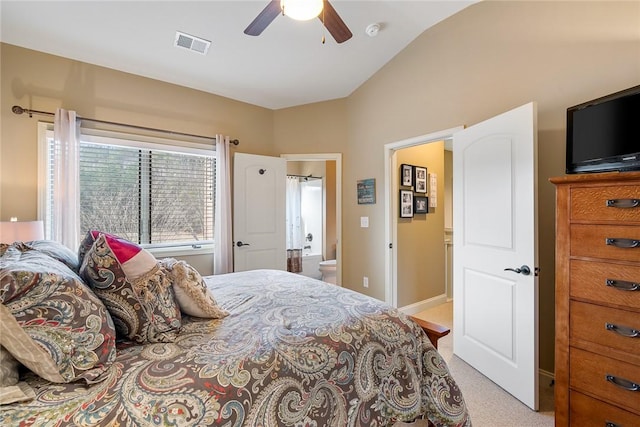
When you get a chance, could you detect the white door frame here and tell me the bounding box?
[384,127,464,307]
[281,153,342,286]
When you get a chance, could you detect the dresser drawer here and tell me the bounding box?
[571,186,640,223]
[571,224,640,262]
[569,259,640,308]
[570,390,640,426]
[570,348,640,413]
[570,300,640,354]
[570,260,640,310]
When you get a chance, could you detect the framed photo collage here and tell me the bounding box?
[399,163,429,218]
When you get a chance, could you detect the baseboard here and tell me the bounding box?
[398,294,448,316]
[539,368,554,382]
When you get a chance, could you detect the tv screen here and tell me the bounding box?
[566,85,640,174]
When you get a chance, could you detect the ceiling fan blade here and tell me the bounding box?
[244,0,282,36]
[319,0,352,43]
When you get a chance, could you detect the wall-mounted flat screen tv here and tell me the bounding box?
[566,85,640,174]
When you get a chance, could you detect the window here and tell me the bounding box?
[39,124,215,251]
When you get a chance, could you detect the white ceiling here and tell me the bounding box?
[1,1,475,110]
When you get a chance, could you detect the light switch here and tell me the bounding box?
[360,216,369,228]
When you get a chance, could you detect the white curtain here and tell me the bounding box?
[286,176,303,249]
[214,135,233,274]
[52,109,80,250]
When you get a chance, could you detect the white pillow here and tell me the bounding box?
[159,258,229,319]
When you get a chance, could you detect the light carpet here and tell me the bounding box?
[414,302,555,427]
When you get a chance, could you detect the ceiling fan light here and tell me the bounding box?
[281,0,323,21]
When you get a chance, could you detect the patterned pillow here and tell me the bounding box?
[0,244,116,385]
[80,233,181,343]
[77,230,101,268]
[159,258,229,319]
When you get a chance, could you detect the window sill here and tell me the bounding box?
[147,244,214,258]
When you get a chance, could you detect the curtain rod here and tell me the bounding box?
[11,105,239,146]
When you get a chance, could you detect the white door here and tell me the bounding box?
[233,153,286,272]
[453,103,539,410]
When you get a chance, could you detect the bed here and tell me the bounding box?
[0,235,470,427]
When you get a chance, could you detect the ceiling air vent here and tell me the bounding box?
[174,31,211,55]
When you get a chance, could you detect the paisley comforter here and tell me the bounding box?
[0,269,471,426]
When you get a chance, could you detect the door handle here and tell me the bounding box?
[504,265,531,276]
[236,241,250,247]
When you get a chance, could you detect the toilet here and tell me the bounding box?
[318,259,337,285]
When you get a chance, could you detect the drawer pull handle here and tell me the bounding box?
[605,322,640,338]
[605,238,640,248]
[606,198,640,208]
[605,422,621,427]
[605,374,640,392]
[606,279,640,291]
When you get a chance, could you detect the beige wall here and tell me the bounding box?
[444,150,453,231]
[324,160,337,260]
[2,1,639,373]
[273,100,348,155]
[396,142,445,307]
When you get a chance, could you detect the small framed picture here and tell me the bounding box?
[400,164,413,187]
[399,190,413,218]
[414,195,428,214]
[357,178,376,205]
[414,166,427,194]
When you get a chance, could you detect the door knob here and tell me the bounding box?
[236,241,250,247]
[504,265,531,276]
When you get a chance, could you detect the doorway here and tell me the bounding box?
[383,127,463,307]
[281,153,342,286]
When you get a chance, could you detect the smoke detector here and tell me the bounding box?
[174,31,211,55]
[365,23,380,37]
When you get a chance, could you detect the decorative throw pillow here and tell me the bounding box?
[159,258,229,319]
[0,244,116,385]
[80,233,181,343]
[77,230,102,268]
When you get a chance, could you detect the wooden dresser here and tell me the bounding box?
[551,172,640,426]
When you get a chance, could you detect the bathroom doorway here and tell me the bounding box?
[286,173,324,279]
[281,153,342,286]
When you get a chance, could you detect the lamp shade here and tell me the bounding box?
[0,220,45,243]
[281,0,323,21]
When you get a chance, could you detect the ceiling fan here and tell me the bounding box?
[244,0,353,44]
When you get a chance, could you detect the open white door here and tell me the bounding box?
[453,103,539,410]
[233,153,286,272]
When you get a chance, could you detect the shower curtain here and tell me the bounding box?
[286,176,302,273]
